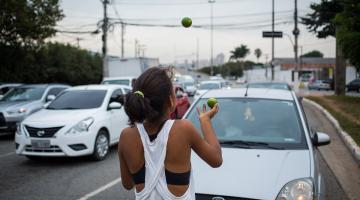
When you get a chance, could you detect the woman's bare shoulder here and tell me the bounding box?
[119,126,137,144]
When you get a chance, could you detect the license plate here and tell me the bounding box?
[31,140,51,148]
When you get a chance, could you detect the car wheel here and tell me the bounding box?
[91,130,109,161]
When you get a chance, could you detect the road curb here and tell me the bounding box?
[304,98,360,162]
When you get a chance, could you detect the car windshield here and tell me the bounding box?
[0,86,46,101]
[184,82,194,87]
[186,98,307,149]
[102,79,129,86]
[47,90,107,110]
[199,83,220,90]
[248,83,290,90]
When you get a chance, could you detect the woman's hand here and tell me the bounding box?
[197,103,219,121]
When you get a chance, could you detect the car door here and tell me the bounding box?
[108,89,127,143]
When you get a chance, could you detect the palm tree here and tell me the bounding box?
[254,48,262,63]
[229,45,250,62]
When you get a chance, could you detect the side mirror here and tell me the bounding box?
[46,95,56,102]
[43,102,51,109]
[312,132,330,146]
[108,102,122,110]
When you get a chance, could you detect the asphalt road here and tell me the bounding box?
[0,102,348,200]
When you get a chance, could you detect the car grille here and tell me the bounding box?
[0,113,6,127]
[196,194,259,200]
[25,145,62,153]
[25,126,63,138]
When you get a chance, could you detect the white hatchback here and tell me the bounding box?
[185,88,330,200]
[15,85,130,161]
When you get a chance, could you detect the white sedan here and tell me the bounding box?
[185,88,330,200]
[15,85,130,161]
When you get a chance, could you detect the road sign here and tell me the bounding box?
[262,31,283,38]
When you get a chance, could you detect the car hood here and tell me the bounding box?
[23,109,98,126]
[0,100,37,112]
[191,148,310,199]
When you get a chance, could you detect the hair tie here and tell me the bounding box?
[134,91,144,98]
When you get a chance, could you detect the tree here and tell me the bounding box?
[301,0,346,95]
[254,48,262,63]
[335,0,360,72]
[0,0,64,47]
[230,45,250,62]
[301,50,324,58]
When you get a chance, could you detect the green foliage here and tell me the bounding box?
[230,45,250,61]
[254,48,262,62]
[0,42,102,85]
[301,0,343,38]
[0,0,63,47]
[197,61,258,78]
[301,50,324,58]
[336,0,360,70]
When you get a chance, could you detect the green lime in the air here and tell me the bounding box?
[181,17,192,28]
[207,98,218,108]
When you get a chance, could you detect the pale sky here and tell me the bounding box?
[53,0,336,64]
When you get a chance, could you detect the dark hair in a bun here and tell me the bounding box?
[124,67,173,125]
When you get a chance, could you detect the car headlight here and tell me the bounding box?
[65,117,94,135]
[276,178,314,200]
[7,108,28,116]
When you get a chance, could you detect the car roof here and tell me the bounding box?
[18,84,69,88]
[201,88,295,101]
[68,84,131,90]
[200,80,221,84]
[102,76,135,81]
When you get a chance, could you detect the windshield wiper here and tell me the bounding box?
[220,140,284,150]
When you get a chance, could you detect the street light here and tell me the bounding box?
[209,0,215,76]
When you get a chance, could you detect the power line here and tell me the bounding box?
[113,0,250,6]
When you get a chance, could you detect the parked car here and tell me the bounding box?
[308,80,331,91]
[182,82,197,96]
[194,80,222,99]
[15,85,131,161]
[170,85,190,119]
[0,84,69,135]
[101,76,136,88]
[247,82,292,91]
[0,83,22,99]
[346,78,360,92]
[185,88,330,200]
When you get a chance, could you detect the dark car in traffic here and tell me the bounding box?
[346,78,360,92]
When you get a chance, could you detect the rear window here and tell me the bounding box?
[199,83,220,90]
[186,98,307,149]
[102,79,130,86]
[47,90,107,110]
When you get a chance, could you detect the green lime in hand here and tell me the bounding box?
[207,98,218,108]
[181,17,192,28]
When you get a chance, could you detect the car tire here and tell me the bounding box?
[91,130,109,161]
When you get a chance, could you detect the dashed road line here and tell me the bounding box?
[77,177,121,200]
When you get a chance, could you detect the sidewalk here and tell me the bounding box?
[303,101,360,200]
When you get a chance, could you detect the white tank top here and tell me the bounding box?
[135,120,195,200]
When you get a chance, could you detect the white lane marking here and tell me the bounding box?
[0,152,15,158]
[77,177,121,200]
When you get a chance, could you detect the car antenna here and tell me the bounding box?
[244,84,249,97]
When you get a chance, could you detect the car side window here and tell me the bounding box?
[109,89,123,104]
[47,87,67,97]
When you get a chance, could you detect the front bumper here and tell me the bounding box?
[15,128,96,157]
[0,112,25,133]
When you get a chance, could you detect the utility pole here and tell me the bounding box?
[76,37,82,48]
[135,39,138,57]
[121,23,125,58]
[209,0,215,76]
[293,0,300,80]
[196,38,199,69]
[271,0,275,80]
[101,0,109,77]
